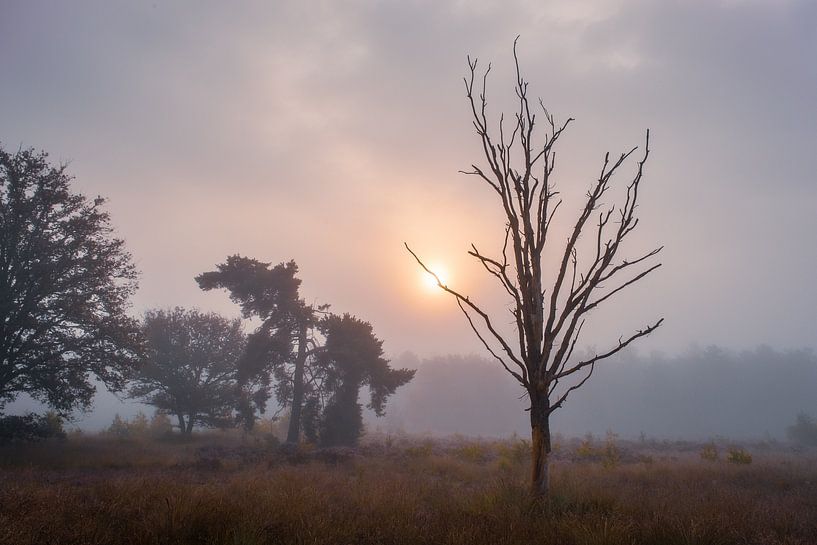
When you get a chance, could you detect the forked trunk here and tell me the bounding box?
[530,395,551,497]
[286,324,308,443]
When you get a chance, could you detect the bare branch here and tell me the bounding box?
[456,299,527,385]
[549,362,595,414]
[404,243,528,380]
[555,318,663,380]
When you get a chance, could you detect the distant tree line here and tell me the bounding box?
[0,144,413,446]
[381,347,817,441]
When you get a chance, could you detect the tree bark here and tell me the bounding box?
[530,393,551,498]
[185,416,194,434]
[177,413,185,434]
[286,323,308,443]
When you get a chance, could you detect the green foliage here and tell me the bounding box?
[129,308,247,433]
[197,259,414,446]
[574,433,597,460]
[726,448,752,465]
[105,412,174,440]
[316,314,415,447]
[0,145,140,413]
[319,397,363,447]
[787,412,817,447]
[572,432,621,468]
[196,256,307,424]
[106,414,130,438]
[0,412,65,444]
[700,443,719,461]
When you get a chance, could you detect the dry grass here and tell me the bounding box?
[1,434,816,545]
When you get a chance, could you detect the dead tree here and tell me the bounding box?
[406,39,663,497]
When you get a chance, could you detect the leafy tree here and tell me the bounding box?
[129,308,246,434]
[198,258,411,445]
[0,145,140,415]
[316,314,414,446]
[407,41,662,496]
[197,255,318,441]
[0,411,65,444]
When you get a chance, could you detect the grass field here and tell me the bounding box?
[1,433,815,545]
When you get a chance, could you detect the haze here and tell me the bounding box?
[2,0,816,435]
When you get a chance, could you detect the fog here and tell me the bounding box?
[373,346,817,440]
[2,0,817,440]
[9,345,813,441]
[3,0,816,358]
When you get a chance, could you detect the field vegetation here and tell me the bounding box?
[2,429,815,545]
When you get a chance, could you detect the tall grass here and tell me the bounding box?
[1,434,815,545]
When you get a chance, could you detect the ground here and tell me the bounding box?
[1,432,815,545]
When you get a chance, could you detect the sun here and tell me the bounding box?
[420,264,449,292]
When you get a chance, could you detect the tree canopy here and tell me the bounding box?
[197,256,317,439]
[198,256,414,444]
[315,313,415,446]
[129,308,246,433]
[0,145,140,414]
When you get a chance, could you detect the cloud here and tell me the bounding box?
[1,0,815,359]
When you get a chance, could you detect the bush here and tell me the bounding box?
[602,431,621,468]
[149,413,173,436]
[787,412,817,447]
[454,442,488,463]
[700,443,719,461]
[106,412,172,439]
[106,414,130,438]
[726,447,752,465]
[0,412,66,445]
[574,433,597,461]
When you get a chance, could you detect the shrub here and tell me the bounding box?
[727,447,752,464]
[575,433,597,461]
[106,414,130,438]
[602,431,621,468]
[106,412,172,439]
[454,442,488,463]
[0,412,66,444]
[149,413,173,436]
[700,443,719,461]
[497,437,529,467]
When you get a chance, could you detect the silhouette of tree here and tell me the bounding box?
[198,258,412,444]
[196,256,319,442]
[0,145,140,415]
[316,313,415,446]
[406,40,663,497]
[129,308,246,434]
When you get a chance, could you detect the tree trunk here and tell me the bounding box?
[530,394,551,498]
[185,416,194,434]
[286,323,308,443]
[177,413,186,433]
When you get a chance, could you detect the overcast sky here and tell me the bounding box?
[2,0,816,360]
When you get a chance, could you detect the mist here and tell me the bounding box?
[371,346,817,440]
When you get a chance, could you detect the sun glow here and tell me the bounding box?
[420,264,449,292]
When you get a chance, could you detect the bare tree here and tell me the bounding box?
[406,40,663,497]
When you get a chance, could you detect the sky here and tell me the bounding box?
[2,0,816,365]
